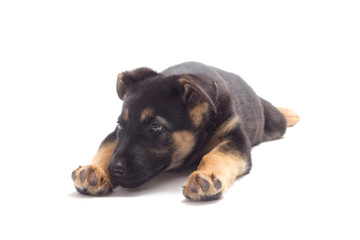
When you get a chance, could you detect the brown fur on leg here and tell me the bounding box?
[71,141,116,196]
[183,150,249,201]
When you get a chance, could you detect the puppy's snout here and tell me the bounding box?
[108,161,127,177]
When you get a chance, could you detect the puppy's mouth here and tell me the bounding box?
[111,164,168,188]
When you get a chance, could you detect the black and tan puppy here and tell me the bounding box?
[71,62,299,201]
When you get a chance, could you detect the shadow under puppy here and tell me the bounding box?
[71,61,299,201]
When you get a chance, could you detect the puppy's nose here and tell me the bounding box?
[108,162,126,176]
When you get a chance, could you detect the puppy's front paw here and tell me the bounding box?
[71,165,112,196]
[182,172,223,201]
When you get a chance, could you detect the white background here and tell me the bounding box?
[1,0,359,239]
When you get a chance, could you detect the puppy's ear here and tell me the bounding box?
[179,77,217,113]
[117,68,158,100]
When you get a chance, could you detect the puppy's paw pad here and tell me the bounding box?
[88,170,98,186]
[183,172,223,201]
[71,165,112,196]
[79,168,90,183]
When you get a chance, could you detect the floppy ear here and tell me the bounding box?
[179,77,218,113]
[116,67,158,100]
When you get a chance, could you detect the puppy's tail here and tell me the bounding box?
[277,107,300,127]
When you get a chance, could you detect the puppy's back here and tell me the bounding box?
[162,62,264,145]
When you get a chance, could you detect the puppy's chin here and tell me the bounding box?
[116,180,147,189]
[111,164,168,189]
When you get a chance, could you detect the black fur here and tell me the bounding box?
[104,62,287,188]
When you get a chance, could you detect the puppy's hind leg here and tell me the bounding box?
[261,98,300,142]
[261,98,288,142]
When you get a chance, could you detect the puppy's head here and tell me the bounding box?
[107,67,217,188]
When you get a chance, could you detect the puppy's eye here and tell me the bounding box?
[117,123,123,130]
[150,124,162,134]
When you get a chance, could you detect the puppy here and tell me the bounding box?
[71,62,299,201]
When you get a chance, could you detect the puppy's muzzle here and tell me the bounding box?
[108,161,126,177]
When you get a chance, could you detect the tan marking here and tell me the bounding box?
[204,115,241,153]
[151,147,170,156]
[277,107,300,127]
[122,109,129,122]
[155,116,168,126]
[140,108,154,122]
[183,150,248,201]
[211,140,230,152]
[216,115,240,135]
[168,131,195,170]
[213,81,219,103]
[189,102,209,127]
[198,151,248,184]
[117,73,124,80]
[90,141,117,169]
